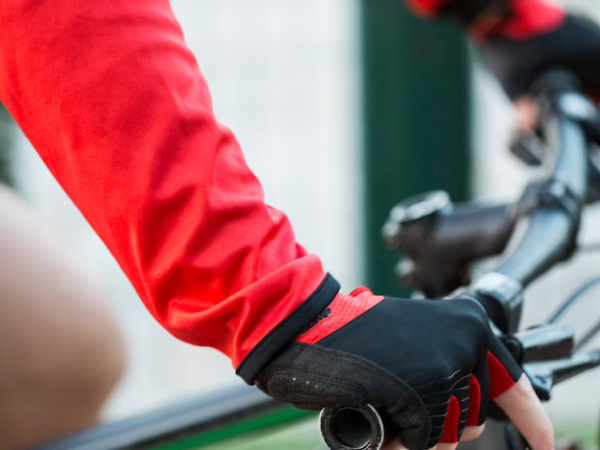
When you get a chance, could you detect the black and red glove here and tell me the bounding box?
[248,285,522,450]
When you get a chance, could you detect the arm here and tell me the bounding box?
[0,0,337,376]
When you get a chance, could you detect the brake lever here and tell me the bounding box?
[502,324,600,402]
[526,349,600,390]
[509,325,574,363]
[510,131,546,167]
[494,324,574,403]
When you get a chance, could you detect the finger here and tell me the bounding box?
[494,375,554,450]
[461,372,486,442]
[514,96,540,132]
[461,424,486,441]
[439,395,460,444]
[466,374,483,427]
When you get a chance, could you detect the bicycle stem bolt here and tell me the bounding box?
[320,404,385,450]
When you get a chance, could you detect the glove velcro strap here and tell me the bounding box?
[236,274,340,385]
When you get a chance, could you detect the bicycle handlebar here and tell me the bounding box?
[494,114,586,285]
[320,71,599,450]
[465,72,591,332]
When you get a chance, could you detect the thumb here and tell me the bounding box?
[514,97,540,132]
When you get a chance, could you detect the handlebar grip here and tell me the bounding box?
[320,405,385,450]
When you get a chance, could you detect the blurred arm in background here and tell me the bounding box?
[409,0,600,129]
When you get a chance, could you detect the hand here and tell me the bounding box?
[255,289,554,450]
[477,0,600,129]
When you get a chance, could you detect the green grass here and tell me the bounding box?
[151,407,318,450]
[194,418,325,450]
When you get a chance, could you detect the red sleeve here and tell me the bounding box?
[0,0,330,369]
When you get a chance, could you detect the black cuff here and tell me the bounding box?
[236,274,340,385]
[441,0,509,26]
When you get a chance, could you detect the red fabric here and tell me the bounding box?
[0,0,328,368]
[467,375,481,426]
[488,351,516,399]
[407,0,453,17]
[406,0,566,40]
[494,0,565,40]
[297,289,384,344]
[440,395,461,443]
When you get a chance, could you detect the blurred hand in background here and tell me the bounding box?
[477,1,600,130]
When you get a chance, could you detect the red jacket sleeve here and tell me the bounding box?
[0,0,336,372]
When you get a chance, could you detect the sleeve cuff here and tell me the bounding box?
[236,274,340,384]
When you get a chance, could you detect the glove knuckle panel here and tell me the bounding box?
[452,300,490,331]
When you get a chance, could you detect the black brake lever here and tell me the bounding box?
[510,131,546,167]
[513,325,574,363]
[506,325,600,402]
[495,324,575,404]
[526,349,600,388]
